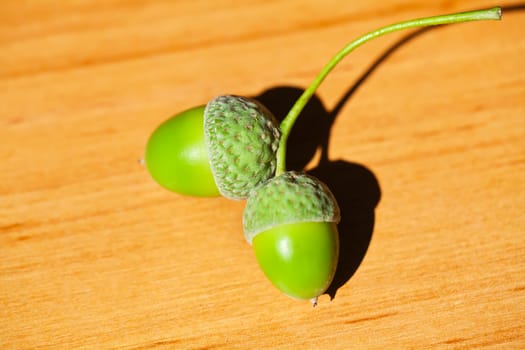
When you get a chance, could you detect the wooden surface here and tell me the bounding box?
[1,1,524,348]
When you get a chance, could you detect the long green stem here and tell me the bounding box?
[275,7,502,175]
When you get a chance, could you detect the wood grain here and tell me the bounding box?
[1,1,524,348]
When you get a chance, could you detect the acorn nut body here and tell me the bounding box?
[243,171,340,301]
[145,95,280,198]
[145,105,220,197]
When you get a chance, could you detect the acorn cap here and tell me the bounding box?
[204,95,281,200]
[242,171,340,244]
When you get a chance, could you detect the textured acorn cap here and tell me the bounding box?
[242,171,340,244]
[204,95,281,200]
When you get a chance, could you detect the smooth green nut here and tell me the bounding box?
[243,171,340,301]
[253,221,339,300]
[145,105,220,197]
[205,95,280,200]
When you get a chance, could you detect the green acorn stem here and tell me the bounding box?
[275,6,502,175]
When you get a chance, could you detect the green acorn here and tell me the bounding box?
[145,95,280,198]
[243,171,340,303]
[205,95,281,199]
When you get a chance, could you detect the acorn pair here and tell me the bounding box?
[144,6,504,304]
[145,95,340,303]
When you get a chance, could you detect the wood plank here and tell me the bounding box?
[1,1,524,348]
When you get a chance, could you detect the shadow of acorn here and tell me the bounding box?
[308,160,380,299]
[255,86,380,299]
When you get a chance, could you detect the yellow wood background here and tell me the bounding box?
[1,1,524,348]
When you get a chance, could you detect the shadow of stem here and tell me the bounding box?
[253,3,525,300]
